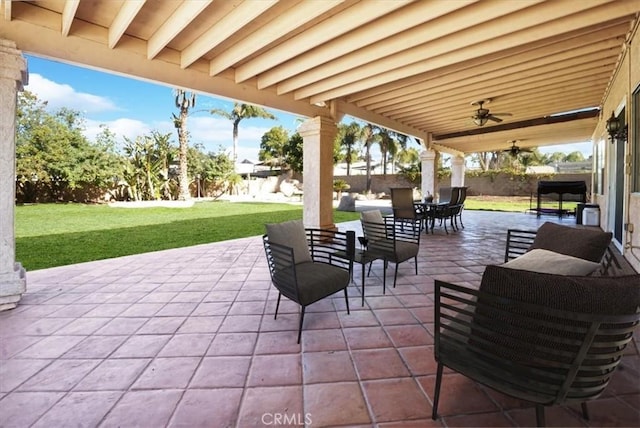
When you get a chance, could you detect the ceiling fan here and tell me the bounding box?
[471,99,512,126]
[503,140,532,157]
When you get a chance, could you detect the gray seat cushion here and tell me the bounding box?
[287,261,350,306]
[368,238,418,263]
[529,222,612,263]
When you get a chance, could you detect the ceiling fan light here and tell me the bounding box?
[474,116,488,126]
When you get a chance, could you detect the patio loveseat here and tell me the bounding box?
[431,221,640,426]
[502,221,616,276]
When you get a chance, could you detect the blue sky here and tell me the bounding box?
[24,55,307,162]
[24,54,590,162]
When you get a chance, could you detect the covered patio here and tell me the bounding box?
[1,3,640,426]
[1,210,638,427]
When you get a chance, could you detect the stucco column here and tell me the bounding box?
[450,155,466,187]
[298,116,337,230]
[0,40,27,311]
[420,149,437,200]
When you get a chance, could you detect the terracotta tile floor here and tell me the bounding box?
[1,209,638,427]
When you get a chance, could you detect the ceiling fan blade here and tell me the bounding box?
[487,115,503,123]
[491,112,513,117]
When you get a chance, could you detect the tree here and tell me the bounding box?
[377,129,408,175]
[336,121,362,176]
[284,132,304,173]
[172,89,196,200]
[209,102,276,166]
[259,126,289,168]
[188,145,235,198]
[16,91,121,202]
[564,151,585,162]
[360,124,381,193]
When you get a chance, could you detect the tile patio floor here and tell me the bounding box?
[1,209,638,427]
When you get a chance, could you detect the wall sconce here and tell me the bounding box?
[605,111,627,143]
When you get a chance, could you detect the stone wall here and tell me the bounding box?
[333,174,417,195]
[333,172,591,198]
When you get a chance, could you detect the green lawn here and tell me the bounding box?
[16,196,578,271]
[464,196,578,213]
[16,201,360,271]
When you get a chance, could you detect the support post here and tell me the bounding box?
[420,149,437,200]
[450,155,466,187]
[298,116,337,230]
[0,40,28,311]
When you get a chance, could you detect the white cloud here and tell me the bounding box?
[26,74,119,113]
[84,118,152,144]
[84,114,267,160]
[187,115,272,156]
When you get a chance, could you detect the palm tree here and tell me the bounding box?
[336,121,362,176]
[361,124,381,194]
[172,89,196,200]
[209,102,276,167]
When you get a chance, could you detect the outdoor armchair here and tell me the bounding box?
[433,265,640,427]
[503,221,617,275]
[263,220,355,343]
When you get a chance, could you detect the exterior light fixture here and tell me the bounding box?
[605,111,627,143]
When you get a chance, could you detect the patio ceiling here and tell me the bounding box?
[2,0,639,155]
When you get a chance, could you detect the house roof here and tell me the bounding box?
[2,1,638,155]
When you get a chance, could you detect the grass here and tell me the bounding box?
[16,201,360,271]
[464,196,579,213]
[16,196,579,270]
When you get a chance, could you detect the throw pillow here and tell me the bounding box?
[529,222,612,263]
[265,220,312,264]
[502,248,600,276]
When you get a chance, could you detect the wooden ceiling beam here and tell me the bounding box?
[362,36,622,110]
[4,0,11,21]
[109,0,145,49]
[257,0,480,90]
[234,0,410,83]
[375,55,615,116]
[408,91,604,129]
[303,1,634,103]
[409,91,604,128]
[181,0,278,69]
[147,0,212,60]
[61,0,80,36]
[348,19,630,104]
[384,72,612,120]
[407,92,606,129]
[209,0,342,77]
[283,0,551,97]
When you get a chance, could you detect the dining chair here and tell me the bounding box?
[360,210,420,292]
[263,220,355,343]
[390,187,427,232]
